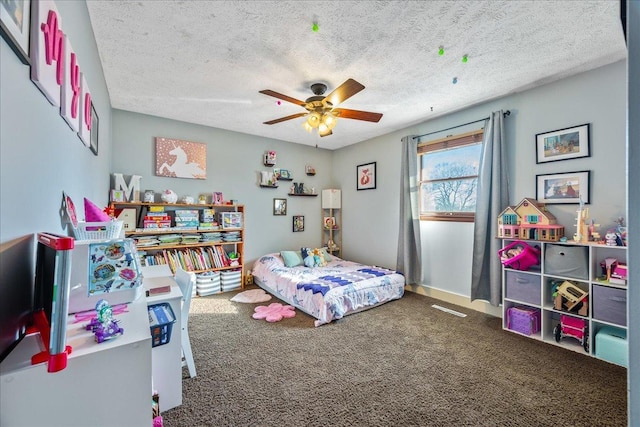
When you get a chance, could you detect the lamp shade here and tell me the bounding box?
[322,189,341,209]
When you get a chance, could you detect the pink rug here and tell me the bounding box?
[229,288,272,303]
[252,303,296,322]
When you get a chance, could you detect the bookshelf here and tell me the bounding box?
[110,202,245,291]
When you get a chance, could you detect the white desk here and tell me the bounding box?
[146,278,183,412]
[0,297,152,427]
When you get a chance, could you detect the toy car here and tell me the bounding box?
[554,314,589,352]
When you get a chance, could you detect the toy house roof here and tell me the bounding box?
[514,197,558,221]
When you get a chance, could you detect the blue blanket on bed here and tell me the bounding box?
[296,267,397,296]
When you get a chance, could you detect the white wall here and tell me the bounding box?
[335,60,627,302]
[111,110,334,265]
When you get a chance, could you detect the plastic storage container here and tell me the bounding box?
[499,241,540,271]
[148,303,176,347]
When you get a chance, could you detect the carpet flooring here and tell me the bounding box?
[162,289,627,426]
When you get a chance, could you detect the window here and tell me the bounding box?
[418,129,483,222]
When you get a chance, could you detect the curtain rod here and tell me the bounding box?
[413,110,511,140]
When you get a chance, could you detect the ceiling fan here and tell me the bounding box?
[259,78,383,137]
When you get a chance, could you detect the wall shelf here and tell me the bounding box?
[260,185,278,189]
[288,193,317,197]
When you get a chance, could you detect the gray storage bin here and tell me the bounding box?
[505,271,540,305]
[544,244,588,280]
[592,284,627,326]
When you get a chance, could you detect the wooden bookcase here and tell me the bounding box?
[110,201,245,290]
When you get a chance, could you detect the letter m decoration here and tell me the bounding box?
[112,174,142,202]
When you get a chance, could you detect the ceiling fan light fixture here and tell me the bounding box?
[318,125,332,137]
[322,112,338,130]
[307,111,322,128]
[302,121,314,132]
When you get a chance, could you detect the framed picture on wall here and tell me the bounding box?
[357,161,376,190]
[536,170,590,204]
[535,123,590,163]
[273,198,287,216]
[89,103,99,155]
[293,215,304,232]
[0,0,31,65]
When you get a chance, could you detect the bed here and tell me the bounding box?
[251,251,405,326]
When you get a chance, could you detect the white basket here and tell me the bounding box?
[73,221,124,240]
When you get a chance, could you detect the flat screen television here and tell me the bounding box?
[32,232,74,372]
[0,236,34,364]
[0,233,73,372]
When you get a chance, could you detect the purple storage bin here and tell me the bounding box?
[507,306,541,335]
[592,285,627,326]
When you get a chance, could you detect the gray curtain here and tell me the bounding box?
[397,136,423,284]
[471,111,509,306]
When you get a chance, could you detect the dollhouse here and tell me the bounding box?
[498,197,565,241]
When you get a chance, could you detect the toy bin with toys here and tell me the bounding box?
[499,241,540,271]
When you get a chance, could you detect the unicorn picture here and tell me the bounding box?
[155,137,207,179]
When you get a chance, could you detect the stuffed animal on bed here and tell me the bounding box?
[301,247,327,267]
[313,248,327,267]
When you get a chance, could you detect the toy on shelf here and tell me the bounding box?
[497,198,564,241]
[552,281,588,316]
[498,240,540,271]
[573,196,600,243]
[161,189,178,204]
[86,299,124,343]
[615,217,627,246]
[553,314,589,352]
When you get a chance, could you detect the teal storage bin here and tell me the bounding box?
[595,326,628,367]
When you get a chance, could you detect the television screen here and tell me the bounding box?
[33,233,74,372]
[0,236,34,364]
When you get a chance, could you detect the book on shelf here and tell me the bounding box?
[144,276,175,296]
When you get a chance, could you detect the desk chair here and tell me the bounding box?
[174,267,196,378]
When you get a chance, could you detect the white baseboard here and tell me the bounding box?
[405,284,502,318]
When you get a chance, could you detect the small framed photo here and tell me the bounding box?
[0,0,31,65]
[89,103,99,155]
[212,192,223,204]
[323,216,335,229]
[293,215,304,232]
[536,170,590,204]
[357,161,376,190]
[280,169,291,179]
[110,189,125,202]
[273,198,287,216]
[535,123,590,164]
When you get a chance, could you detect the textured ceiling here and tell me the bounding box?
[86,1,627,150]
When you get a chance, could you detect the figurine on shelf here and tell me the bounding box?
[86,299,124,343]
[144,190,155,203]
[161,189,178,204]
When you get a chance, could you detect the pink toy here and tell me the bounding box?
[498,240,540,271]
[84,198,111,222]
[252,303,296,322]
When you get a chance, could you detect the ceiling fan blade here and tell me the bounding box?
[333,108,383,123]
[259,90,306,106]
[263,112,307,125]
[325,79,365,106]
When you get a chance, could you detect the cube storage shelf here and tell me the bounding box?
[501,239,628,367]
[110,201,245,293]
